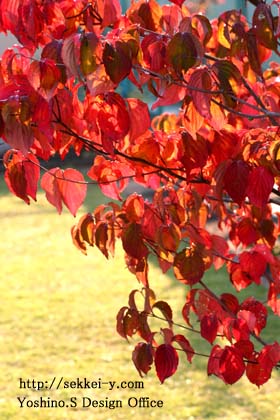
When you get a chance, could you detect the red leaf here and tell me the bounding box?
[236,217,259,246]
[219,346,245,384]
[102,0,121,28]
[3,118,34,155]
[122,223,149,260]
[169,0,185,6]
[58,169,87,216]
[207,345,224,380]
[253,3,277,51]
[189,68,212,119]
[239,250,267,285]
[138,311,154,343]
[103,42,132,85]
[127,98,150,141]
[97,92,130,142]
[229,265,253,291]
[172,334,194,363]
[246,344,280,386]
[71,224,87,255]
[220,293,239,315]
[124,193,145,222]
[152,301,173,328]
[157,223,181,253]
[116,307,139,340]
[167,32,203,74]
[41,168,63,214]
[174,247,205,285]
[132,343,154,377]
[41,168,86,216]
[61,35,80,79]
[78,213,95,247]
[95,221,109,259]
[237,310,257,334]
[239,297,267,336]
[4,150,40,204]
[234,340,254,359]
[223,160,251,206]
[200,314,219,344]
[155,344,179,383]
[125,256,149,287]
[151,82,187,110]
[246,166,274,208]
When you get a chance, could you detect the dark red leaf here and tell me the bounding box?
[167,32,203,74]
[116,307,139,340]
[172,334,194,363]
[223,160,251,206]
[155,344,179,383]
[138,311,154,343]
[122,223,149,260]
[103,42,132,85]
[132,343,154,377]
[173,247,205,285]
[220,293,239,315]
[253,3,277,51]
[152,301,173,328]
[246,166,274,208]
[95,221,109,258]
[4,150,40,204]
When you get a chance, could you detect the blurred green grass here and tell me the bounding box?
[0,178,279,420]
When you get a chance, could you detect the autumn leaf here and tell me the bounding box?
[132,343,154,377]
[103,42,132,85]
[246,166,274,208]
[223,160,251,206]
[167,32,203,74]
[200,314,219,344]
[172,334,194,363]
[121,223,149,260]
[41,168,87,216]
[155,344,179,383]
[173,247,205,285]
[219,346,245,385]
[189,68,212,119]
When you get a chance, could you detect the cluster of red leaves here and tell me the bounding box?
[1,0,280,385]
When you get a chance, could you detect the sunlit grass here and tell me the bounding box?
[0,180,279,420]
